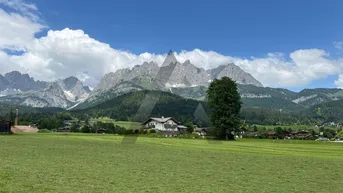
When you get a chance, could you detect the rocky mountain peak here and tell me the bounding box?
[2,71,48,91]
[56,76,90,102]
[208,63,263,87]
[161,50,178,67]
[0,71,90,108]
[83,86,91,93]
[0,75,8,91]
[183,60,191,65]
[95,51,263,94]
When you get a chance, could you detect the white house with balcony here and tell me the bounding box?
[142,116,187,134]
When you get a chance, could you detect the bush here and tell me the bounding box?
[38,129,51,133]
[81,126,91,133]
[115,126,126,134]
[244,134,255,139]
[124,129,134,135]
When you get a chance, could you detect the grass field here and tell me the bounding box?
[90,117,141,129]
[0,134,343,193]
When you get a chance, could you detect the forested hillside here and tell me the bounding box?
[307,99,343,122]
[2,90,343,129]
[71,90,211,127]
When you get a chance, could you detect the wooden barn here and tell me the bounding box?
[0,120,12,134]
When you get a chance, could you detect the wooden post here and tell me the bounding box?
[15,108,18,126]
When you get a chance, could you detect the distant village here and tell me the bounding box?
[1,112,342,142]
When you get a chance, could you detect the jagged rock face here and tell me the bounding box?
[21,97,50,108]
[0,72,90,108]
[94,61,159,92]
[57,77,90,102]
[3,71,48,91]
[161,50,178,67]
[0,75,9,91]
[78,54,263,110]
[208,64,263,87]
[36,82,73,108]
[94,69,131,91]
[95,60,263,93]
[165,60,210,87]
[0,74,9,92]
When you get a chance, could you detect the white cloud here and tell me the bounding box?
[1,27,343,88]
[0,0,343,89]
[335,74,343,88]
[174,48,342,87]
[0,0,40,21]
[0,0,45,50]
[334,41,343,50]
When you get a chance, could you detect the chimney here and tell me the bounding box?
[15,108,18,126]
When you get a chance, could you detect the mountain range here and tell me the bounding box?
[1,51,343,112]
[0,71,91,108]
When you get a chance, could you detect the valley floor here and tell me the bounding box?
[0,134,342,193]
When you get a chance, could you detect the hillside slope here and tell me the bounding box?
[71,90,210,126]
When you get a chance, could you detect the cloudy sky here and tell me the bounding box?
[0,0,342,91]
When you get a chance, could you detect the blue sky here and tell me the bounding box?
[34,0,342,55]
[0,0,343,90]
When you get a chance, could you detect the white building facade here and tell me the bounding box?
[142,117,181,131]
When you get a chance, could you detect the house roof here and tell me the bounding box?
[142,117,180,125]
[177,125,188,129]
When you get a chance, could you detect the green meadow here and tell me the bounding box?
[90,117,141,129]
[0,133,342,193]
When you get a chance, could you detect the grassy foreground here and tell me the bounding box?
[0,134,342,193]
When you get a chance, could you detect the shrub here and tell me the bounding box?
[124,129,134,135]
[81,126,91,133]
[244,134,254,139]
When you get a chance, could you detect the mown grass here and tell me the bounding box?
[90,117,141,129]
[0,133,342,193]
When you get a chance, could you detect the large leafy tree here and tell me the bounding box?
[207,77,242,140]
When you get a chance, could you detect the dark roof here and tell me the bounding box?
[142,117,180,125]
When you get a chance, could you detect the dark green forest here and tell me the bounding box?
[71,90,211,127]
[1,90,343,130]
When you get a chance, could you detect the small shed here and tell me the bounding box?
[0,120,12,134]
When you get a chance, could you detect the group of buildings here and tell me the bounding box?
[53,116,207,136]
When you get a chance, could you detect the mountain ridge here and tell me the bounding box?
[0,71,90,108]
